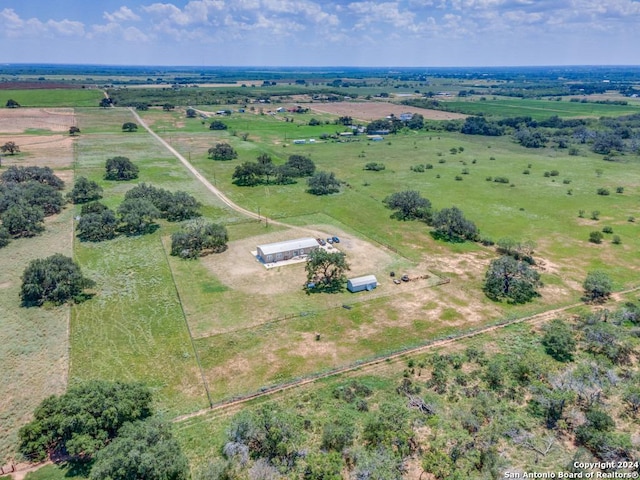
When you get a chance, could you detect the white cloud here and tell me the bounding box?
[104,6,140,22]
[0,8,84,37]
[46,19,85,36]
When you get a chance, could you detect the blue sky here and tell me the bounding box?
[2,0,640,67]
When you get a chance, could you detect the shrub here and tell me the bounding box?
[602,226,613,234]
[493,176,509,184]
[209,120,228,130]
[597,188,610,196]
[589,231,604,244]
[612,235,622,245]
[364,162,386,171]
[616,186,624,194]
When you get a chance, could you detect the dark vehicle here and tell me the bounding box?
[401,274,410,282]
[327,237,334,244]
[332,236,340,243]
[317,238,326,246]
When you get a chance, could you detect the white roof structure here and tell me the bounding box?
[257,238,318,256]
[348,275,378,287]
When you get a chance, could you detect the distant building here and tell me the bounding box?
[399,112,414,121]
[293,139,306,144]
[256,238,319,264]
[347,275,378,293]
[368,135,384,141]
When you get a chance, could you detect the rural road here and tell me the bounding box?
[129,108,266,223]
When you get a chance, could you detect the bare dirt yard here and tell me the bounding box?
[307,101,467,122]
[201,224,400,296]
[0,108,76,133]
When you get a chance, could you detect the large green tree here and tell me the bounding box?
[77,208,118,242]
[284,154,316,177]
[67,176,103,204]
[431,206,478,242]
[307,171,341,195]
[383,190,431,221]
[209,142,238,161]
[170,219,228,259]
[18,381,152,461]
[2,203,45,237]
[122,122,138,132]
[105,156,139,181]
[89,418,189,480]
[117,198,160,235]
[20,253,95,306]
[305,248,350,291]
[483,255,541,304]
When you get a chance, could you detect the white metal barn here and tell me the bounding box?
[256,237,319,263]
[347,275,378,293]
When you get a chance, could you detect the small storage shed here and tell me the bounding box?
[257,237,319,263]
[347,275,378,293]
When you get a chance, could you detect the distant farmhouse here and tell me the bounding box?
[256,238,319,264]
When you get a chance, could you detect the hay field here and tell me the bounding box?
[0,110,75,465]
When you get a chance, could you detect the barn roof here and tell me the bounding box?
[257,237,318,256]
[348,275,378,287]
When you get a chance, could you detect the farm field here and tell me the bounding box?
[0,89,103,108]
[1,77,640,476]
[0,111,75,464]
[437,96,640,119]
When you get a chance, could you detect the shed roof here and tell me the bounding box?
[257,237,318,256]
[348,275,378,287]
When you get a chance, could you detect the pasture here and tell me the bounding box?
[437,95,640,119]
[0,111,74,465]
[2,90,640,471]
[0,89,103,108]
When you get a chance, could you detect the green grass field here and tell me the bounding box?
[0,89,103,108]
[438,96,640,119]
[2,92,640,473]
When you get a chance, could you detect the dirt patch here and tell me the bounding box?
[200,225,397,296]
[0,108,76,133]
[0,134,75,169]
[307,101,467,122]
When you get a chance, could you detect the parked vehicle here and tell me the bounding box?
[316,238,326,246]
[332,236,340,243]
[327,238,334,244]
